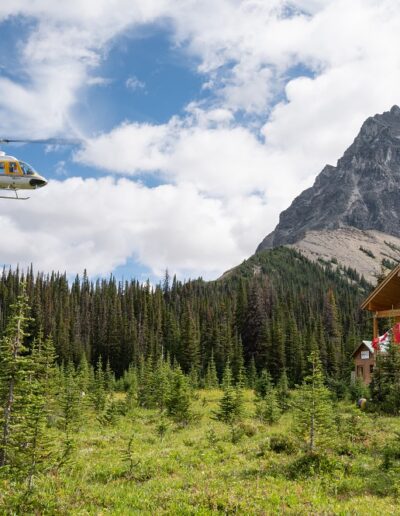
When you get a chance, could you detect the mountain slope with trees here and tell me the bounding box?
[0,248,372,385]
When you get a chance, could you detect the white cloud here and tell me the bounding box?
[125,76,146,91]
[76,113,273,198]
[87,77,113,86]
[0,176,270,278]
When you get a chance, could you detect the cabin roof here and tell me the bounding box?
[352,340,374,357]
[361,263,400,311]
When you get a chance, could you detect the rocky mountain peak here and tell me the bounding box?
[257,106,400,252]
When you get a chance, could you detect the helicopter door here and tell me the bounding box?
[6,161,23,176]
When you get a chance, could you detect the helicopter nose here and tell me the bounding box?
[29,177,48,188]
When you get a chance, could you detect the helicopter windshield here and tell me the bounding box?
[19,161,36,176]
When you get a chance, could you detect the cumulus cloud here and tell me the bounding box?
[0,177,270,278]
[76,112,274,198]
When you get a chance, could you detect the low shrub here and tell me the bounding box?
[237,421,258,437]
[382,432,400,470]
[287,452,344,479]
[269,434,297,454]
[229,424,245,444]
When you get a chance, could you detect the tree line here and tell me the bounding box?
[0,248,372,386]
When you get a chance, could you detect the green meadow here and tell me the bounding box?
[3,389,400,515]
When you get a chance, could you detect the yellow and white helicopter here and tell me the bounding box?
[0,138,79,200]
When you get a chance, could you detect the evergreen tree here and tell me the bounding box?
[231,334,245,385]
[104,358,115,392]
[323,290,342,378]
[254,369,273,400]
[204,350,219,389]
[370,339,400,414]
[24,334,57,488]
[276,369,290,412]
[153,358,171,412]
[58,362,82,464]
[124,365,138,411]
[180,303,200,374]
[137,357,156,408]
[246,356,257,389]
[76,354,91,395]
[216,361,243,423]
[0,288,32,469]
[292,351,334,452]
[92,356,107,412]
[166,367,191,425]
[256,389,281,425]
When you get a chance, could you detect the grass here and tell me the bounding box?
[3,390,400,515]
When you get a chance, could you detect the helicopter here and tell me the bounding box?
[0,138,79,200]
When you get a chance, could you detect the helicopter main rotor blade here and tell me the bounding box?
[0,138,82,145]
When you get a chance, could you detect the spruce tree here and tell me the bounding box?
[370,339,400,414]
[166,367,191,425]
[256,389,281,425]
[247,356,257,389]
[58,362,82,464]
[24,334,57,488]
[137,357,156,408]
[276,369,290,412]
[231,334,245,385]
[124,365,138,411]
[153,358,171,412]
[204,350,219,389]
[292,351,334,452]
[254,369,273,400]
[216,361,243,423]
[76,354,91,395]
[0,288,32,469]
[92,356,107,412]
[104,358,115,392]
[180,303,200,374]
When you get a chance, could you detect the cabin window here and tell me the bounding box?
[8,162,18,174]
[370,364,374,374]
[360,350,370,359]
[357,365,364,378]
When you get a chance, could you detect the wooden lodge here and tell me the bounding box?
[354,264,400,384]
[361,263,400,339]
[351,341,375,384]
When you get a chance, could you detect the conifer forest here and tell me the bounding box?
[2,248,400,514]
[0,248,371,384]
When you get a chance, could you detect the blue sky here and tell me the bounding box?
[1,21,204,179]
[0,1,399,282]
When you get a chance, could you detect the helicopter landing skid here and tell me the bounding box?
[0,189,29,200]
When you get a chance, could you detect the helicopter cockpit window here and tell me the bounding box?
[19,161,35,176]
[0,162,4,172]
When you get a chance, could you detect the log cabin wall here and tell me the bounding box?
[353,343,375,385]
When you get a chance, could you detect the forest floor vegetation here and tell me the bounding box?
[2,390,400,515]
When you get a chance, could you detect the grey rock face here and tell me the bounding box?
[257,105,400,251]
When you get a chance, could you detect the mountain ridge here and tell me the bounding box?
[257,105,400,253]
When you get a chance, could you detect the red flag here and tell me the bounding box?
[393,323,400,344]
[372,337,380,350]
